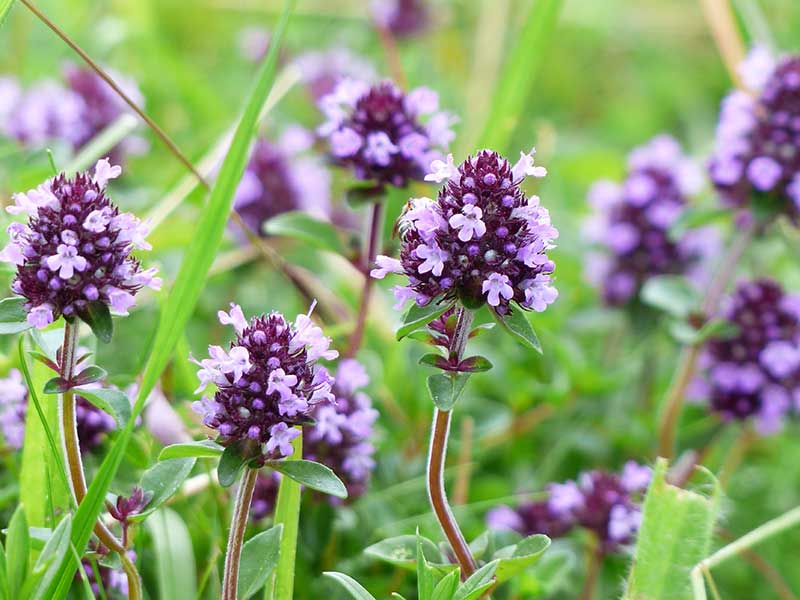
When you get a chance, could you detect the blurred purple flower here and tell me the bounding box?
[374,149,558,315]
[370,0,429,38]
[233,127,331,236]
[708,47,800,220]
[0,369,27,449]
[692,279,800,434]
[0,160,159,328]
[488,462,651,554]
[191,303,337,461]
[318,80,455,187]
[292,47,376,102]
[584,135,717,306]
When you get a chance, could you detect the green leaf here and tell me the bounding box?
[640,275,701,319]
[396,302,453,341]
[493,309,542,353]
[129,458,196,522]
[72,365,107,386]
[237,525,282,599]
[145,509,197,600]
[530,549,575,595]
[623,459,721,600]
[669,206,729,241]
[469,322,495,338]
[218,443,249,488]
[477,0,564,151]
[43,5,296,593]
[263,211,346,255]
[432,569,460,600]
[270,428,302,600]
[322,572,376,600]
[492,534,550,583]
[668,318,739,346]
[416,533,436,600]
[28,515,71,600]
[42,377,70,394]
[0,297,31,335]
[365,535,446,571]
[265,459,348,499]
[458,355,493,373]
[0,0,16,29]
[426,372,471,411]
[0,538,7,600]
[419,353,449,369]
[343,183,384,208]
[159,440,224,461]
[453,559,499,600]
[77,300,113,343]
[5,506,28,599]
[74,387,131,428]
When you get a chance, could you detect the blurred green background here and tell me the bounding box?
[2,0,800,598]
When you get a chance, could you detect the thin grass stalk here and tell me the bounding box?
[222,467,258,600]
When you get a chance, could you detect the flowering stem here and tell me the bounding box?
[269,429,303,600]
[698,0,748,90]
[345,201,385,357]
[375,24,407,88]
[579,540,604,600]
[222,466,258,600]
[58,321,142,600]
[426,307,477,579]
[656,225,754,459]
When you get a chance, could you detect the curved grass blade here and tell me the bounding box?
[42,2,296,595]
[477,0,564,152]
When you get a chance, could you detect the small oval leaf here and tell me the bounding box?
[323,572,377,600]
[0,296,31,335]
[129,458,197,522]
[77,300,113,343]
[265,458,348,499]
[217,442,249,488]
[396,302,453,341]
[159,440,224,461]
[43,377,71,394]
[458,355,493,373]
[492,533,551,583]
[73,365,107,386]
[640,275,700,319]
[75,387,131,427]
[426,372,471,411]
[493,308,542,353]
[237,524,282,599]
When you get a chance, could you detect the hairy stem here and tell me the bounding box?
[58,322,142,600]
[346,202,385,357]
[222,467,258,600]
[578,540,603,600]
[657,225,754,459]
[426,308,476,579]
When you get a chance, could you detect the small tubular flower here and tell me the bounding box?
[318,80,455,187]
[376,149,558,315]
[191,304,338,460]
[1,160,158,328]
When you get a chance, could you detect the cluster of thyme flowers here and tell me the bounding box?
[370,0,429,38]
[2,66,145,161]
[318,80,455,187]
[488,461,651,554]
[234,126,332,235]
[372,149,558,314]
[191,303,338,460]
[292,48,376,102]
[690,279,800,434]
[0,159,160,328]
[249,358,379,520]
[584,135,715,305]
[708,47,800,219]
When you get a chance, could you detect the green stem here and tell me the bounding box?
[268,429,303,600]
[691,506,800,600]
[222,467,259,600]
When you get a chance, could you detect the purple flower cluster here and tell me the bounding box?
[305,359,378,499]
[372,150,558,314]
[2,66,145,161]
[488,461,651,554]
[584,135,715,305]
[0,160,160,328]
[234,127,331,235]
[292,48,376,102]
[319,80,455,187]
[370,0,429,38]
[0,369,27,449]
[78,553,131,598]
[709,47,800,218]
[691,279,800,434]
[191,303,338,460]
[249,359,378,520]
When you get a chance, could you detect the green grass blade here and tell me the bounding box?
[0,0,16,28]
[622,458,721,600]
[476,0,564,153]
[145,508,197,600]
[267,430,302,600]
[42,2,296,595]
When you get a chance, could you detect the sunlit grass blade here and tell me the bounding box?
[146,508,197,600]
[476,0,564,153]
[268,430,302,600]
[0,0,16,27]
[42,2,296,595]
